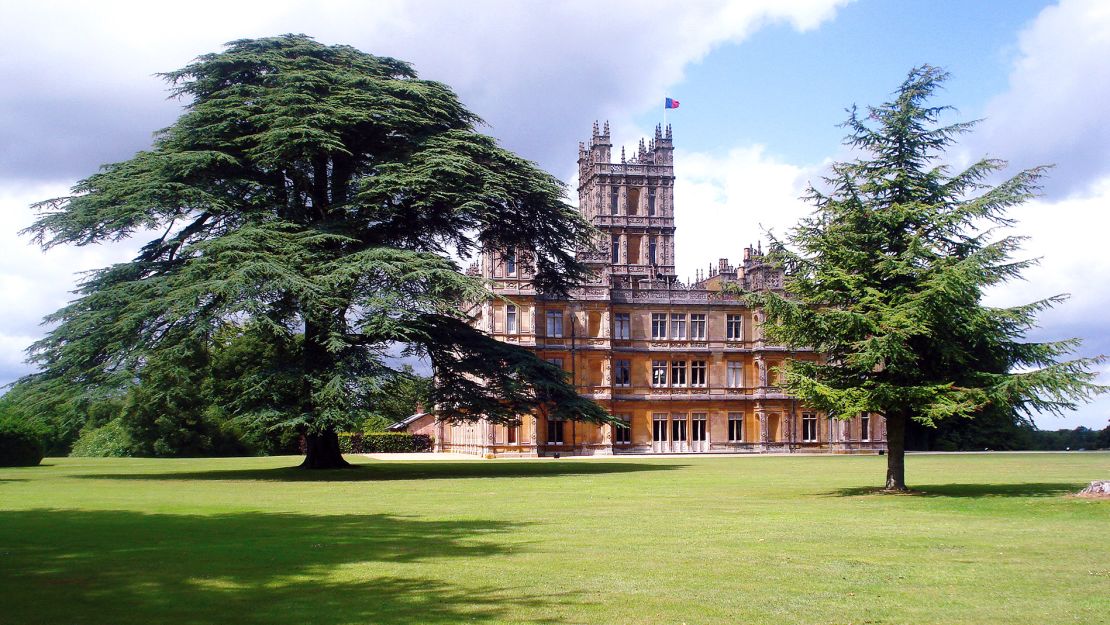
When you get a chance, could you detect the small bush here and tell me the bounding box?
[0,419,47,467]
[338,432,432,454]
[70,419,135,457]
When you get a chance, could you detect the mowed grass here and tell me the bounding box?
[1,453,1107,625]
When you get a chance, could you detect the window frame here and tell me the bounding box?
[802,412,818,443]
[651,360,668,387]
[613,358,631,387]
[726,361,743,388]
[690,360,707,387]
[506,304,518,334]
[651,313,667,339]
[545,310,563,338]
[689,313,706,340]
[726,314,744,341]
[613,312,630,339]
[670,313,687,340]
[670,360,687,387]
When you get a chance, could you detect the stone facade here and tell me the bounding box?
[441,123,886,456]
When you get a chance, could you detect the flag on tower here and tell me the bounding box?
[665,97,680,109]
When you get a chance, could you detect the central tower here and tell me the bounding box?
[577,121,677,289]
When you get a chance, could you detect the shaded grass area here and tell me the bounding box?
[1,453,1108,624]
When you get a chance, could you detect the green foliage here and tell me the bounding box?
[17,35,609,464]
[70,418,135,457]
[337,432,432,453]
[749,66,1106,486]
[0,417,47,466]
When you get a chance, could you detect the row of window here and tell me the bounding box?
[608,185,659,216]
[538,412,870,445]
[502,308,747,341]
[611,235,662,265]
[613,359,747,388]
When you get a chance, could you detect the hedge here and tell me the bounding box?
[0,419,46,467]
[337,432,432,453]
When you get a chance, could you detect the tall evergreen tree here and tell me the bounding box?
[751,66,1105,490]
[19,35,608,468]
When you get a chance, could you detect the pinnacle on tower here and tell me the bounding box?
[620,146,626,163]
[665,124,672,139]
[603,120,610,135]
[655,123,662,139]
[592,120,599,138]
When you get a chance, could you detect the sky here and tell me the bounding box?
[1,0,1108,430]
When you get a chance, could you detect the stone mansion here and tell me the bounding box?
[436,122,885,456]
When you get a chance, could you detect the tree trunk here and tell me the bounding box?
[884,411,908,491]
[300,430,351,469]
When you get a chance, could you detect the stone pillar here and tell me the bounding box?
[434,417,445,452]
[600,423,614,455]
[757,403,768,445]
[483,420,495,457]
[530,415,539,456]
[756,357,768,388]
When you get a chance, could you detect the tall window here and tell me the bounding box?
[507,425,517,444]
[505,251,516,276]
[670,360,687,387]
[506,305,517,334]
[648,187,656,215]
[547,419,564,444]
[545,310,563,337]
[691,413,707,442]
[614,313,630,339]
[727,361,744,388]
[651,313,667,339]
[690,313,706,340]
[671,414,687,443]
[728,412,744,441]
[726,314,743,341]
[610,186,619,214]
[611,235,620,264]
[860,413,871,442]
[652,413,668,442]
[802,412,818,442]
[690,360,707,387]
[614,414,631,444]
[613,359,631,387]
[670,313,686,340]
[546,357,563,369]
[648,237,658,265]
[651,360,668,387]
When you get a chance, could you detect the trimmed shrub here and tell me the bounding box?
[0,419,47,467]
[338,432,432,453]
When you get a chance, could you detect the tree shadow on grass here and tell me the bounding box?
[828,482,1087,498]
[77,460,686,482]
[0,508,579,625]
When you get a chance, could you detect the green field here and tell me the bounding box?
[1,453,1107,625]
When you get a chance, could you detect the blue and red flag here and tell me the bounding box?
[665,97,680,109]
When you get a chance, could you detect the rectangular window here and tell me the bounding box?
[802,412,818,442]
[611,235,620,264]
[651,313,667,339]
[546,357,564,369]
[614,313,630,339]
[670,360,687,387]
[648,187,656,215]
[690,360,707,387]
[651,360,668,387]
[648,237,658,265]
[614,415,631,444]
[505,251,516,276]
[547,419,564,444]
[545,310,563,337]
[613,359,631,387]
[690,313,706,340]
[691,414,707,442]
[506,304,517,334]
[670,313,686,340]
[728,412,744,441]
[652,413,668,442]
[507,425,517,444]
[671,414,687,443]
[610,186,619,215]
[726,314,743,341]
[727,361,744,388]
[861,414,870,442]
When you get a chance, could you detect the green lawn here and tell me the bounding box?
[1,453,1107,625]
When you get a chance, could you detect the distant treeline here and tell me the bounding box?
[907,410,1110,452]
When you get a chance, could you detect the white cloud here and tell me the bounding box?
[672,145,823,282]
[971,0,1110,198]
